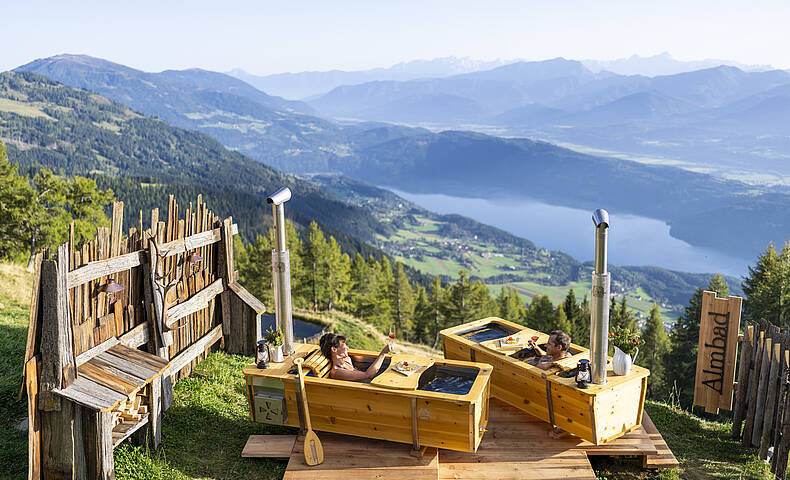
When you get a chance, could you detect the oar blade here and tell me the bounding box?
[303,430,324,466]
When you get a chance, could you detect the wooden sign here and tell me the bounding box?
[694,291,742,414]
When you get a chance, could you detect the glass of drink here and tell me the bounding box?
[388,326,397,353]
[531,335,539,349]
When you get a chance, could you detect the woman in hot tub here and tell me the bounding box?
[319,332,391,381]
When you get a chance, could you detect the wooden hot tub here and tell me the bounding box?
[243,343,492,453]
[440,317,649,445]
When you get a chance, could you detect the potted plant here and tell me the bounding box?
[609,326,641,376]
[265,326,284,362]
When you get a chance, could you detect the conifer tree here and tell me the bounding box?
[663,274,728,407]
[577,295,591,347]
[428,276,446,348]
[412,285,431,344]
[442,270,473,326]
[641,302,669,398]
[742,243,790,326]
[469,279,498,320]
[237,234,274,307]
[563,289,587,346]
[553,304,573,336]
[324,236,350,310]
[526,294,555,333]
[303,221,328,310]
[374,256,394,326]
[390,261,414,338]
[498,286,527,324]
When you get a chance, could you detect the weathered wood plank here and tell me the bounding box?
[228,281,266,314]
[66,251,146,289]
[731,324,754,438]
[95,352,158,382]
[772,345,790,472]
[242,435,296,458]
[113,413,149,447]
[39,260,62,411]
[110,201,123,258]
[23,252,44,367]
[165,278,225,327]
[760,341,782,458]
[76,337,120,367]
[25,357,41,480]
[41,400,77,478]
[163,324,223,378]
[149,238,172,352]
[752,336,774,446]
[119,320,150,348]
[157,223,238,258]
[109,343,168,371]
[150,375,162,448]
[78,362,139,397]
[58,243,77,388]
[744,330,765,445]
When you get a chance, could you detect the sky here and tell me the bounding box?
[2,0,790,74]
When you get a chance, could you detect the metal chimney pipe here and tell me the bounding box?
[267,187,295,355]
[590,209,610,385]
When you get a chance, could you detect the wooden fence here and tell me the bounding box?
[21,195,265,480]
[731,319,790,478]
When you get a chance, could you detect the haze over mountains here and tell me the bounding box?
[10,54,790,267]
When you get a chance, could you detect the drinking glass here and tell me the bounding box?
[388,326,397,353]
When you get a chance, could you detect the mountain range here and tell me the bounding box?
[11,54,790,263]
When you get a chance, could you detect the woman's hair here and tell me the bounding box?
[319,333,346,359]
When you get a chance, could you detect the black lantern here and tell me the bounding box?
[576,359,590,389]
[257,340,269,369]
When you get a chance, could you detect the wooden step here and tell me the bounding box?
[242,435,296,459]
[641,411,679,469]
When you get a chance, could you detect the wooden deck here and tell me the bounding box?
[245,398,676,479]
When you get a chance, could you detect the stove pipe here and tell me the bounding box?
[267,187,295,355]
[590,209,610,385]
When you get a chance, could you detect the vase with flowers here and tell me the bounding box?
[265,326,284,362]
[609,326,640,375]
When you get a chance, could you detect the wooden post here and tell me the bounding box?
[149,375,162,449]
[760,341,782,458]
[772,345,790,471]
[732,324,754,438]
[41,402,77,478]
[218,217,234,350]
[774,398,790,479]
[752,336,774,447]
[744,330,765,445]
[148,239,171,356]
[25,357,41,480]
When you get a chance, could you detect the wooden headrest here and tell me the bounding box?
[303,348,332,378]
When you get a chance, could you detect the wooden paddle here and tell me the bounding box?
[293,358,324,466]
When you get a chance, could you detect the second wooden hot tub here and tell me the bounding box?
[440,317,649,445]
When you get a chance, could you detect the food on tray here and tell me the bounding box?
[396,360,417,372]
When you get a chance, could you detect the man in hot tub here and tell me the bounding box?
[526,330,572,370]
[319,332,392,381]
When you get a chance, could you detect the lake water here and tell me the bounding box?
[260,314,324,341]
[388,189,750,278]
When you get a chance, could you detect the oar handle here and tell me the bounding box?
[293,358,312,431]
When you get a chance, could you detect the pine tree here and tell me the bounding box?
[498,286,527,324]
[428,276,446,348]
[374,257,394,327]
[663,275,729,407]
[742,243,790,326]
[324,236,350,310]
[553,304,573,336]
[237,234,274,307]
[442,270,474,327]
[526,294,555,333]
[412,285,431,344]
[563,289,587,346]
[303,222,328,310]
[577,295,591,347]
[390,261,414,339]
[641,302,669,398]
[469,279,498,321]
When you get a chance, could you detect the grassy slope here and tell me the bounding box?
[0,262,771,479]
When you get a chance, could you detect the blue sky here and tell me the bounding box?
[3,0,789,74]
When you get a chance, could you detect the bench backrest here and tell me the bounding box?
[303,348,332,378]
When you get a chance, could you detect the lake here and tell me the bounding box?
[388,189,750,278]
[260,314,324,341]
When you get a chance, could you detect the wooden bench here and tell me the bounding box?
[54,338,168,447]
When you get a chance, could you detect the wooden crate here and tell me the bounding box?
[244,343,492,453]
[440,317,649,445]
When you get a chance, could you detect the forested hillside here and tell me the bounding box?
[0,71,390,251]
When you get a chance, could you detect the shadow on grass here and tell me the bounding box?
[116,402,294,480]
[0,311,30,480]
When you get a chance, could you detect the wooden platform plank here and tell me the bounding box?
[284,433,438,480]
[241,435,296,458]
[641,411,679,469]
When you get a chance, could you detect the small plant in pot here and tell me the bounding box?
[265,326,284,362]
[609,326,641,376]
